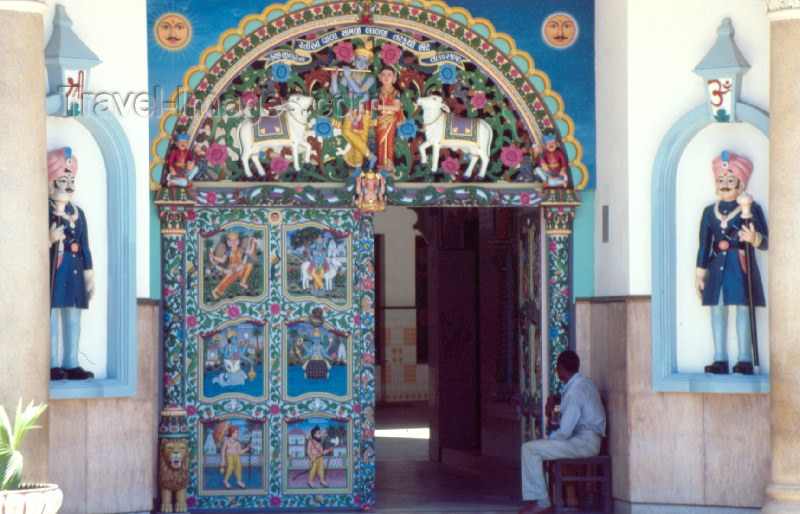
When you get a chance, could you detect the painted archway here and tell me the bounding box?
[150,0,588,196]
[151,0,587,511]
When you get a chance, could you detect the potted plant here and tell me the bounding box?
[0,399,62,514]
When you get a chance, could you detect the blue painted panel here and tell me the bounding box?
[222,34,241,51]
[243,20,262,35]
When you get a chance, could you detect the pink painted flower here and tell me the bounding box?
[533,101,543,110]
[205,191,218,206]
[441,156,460,175]
[521,193,530,205]
[412,32,423,41]
[497,55,505,64]
[470,92,487,110]
[258,28,266,37]
[197,80,208,91]
[411,8,420,15]
[362,278,373,289]
[187,316,197,328]
[187,209,197,220]
[355,403,361,413]
[226,51,234,59]
[430,14,438,21]
[163,374,171,385]
[241,39,250,47]
[270,496,281,507]
[295,185,304,193]
[448,22,456,30]
[362,353,374,365]
[186,497,196,508]
[270,404,281,415]
[549,240,557,253]
[211,65,221,74]
[162,286,171,298]
[392,4,400,11]
[228,305,241,318]
[380,43,402,65]
[241,92,258,108]
[186,405,197,416]
[271,156,289,174]
[482,42,490,50]
[205,143,228,167]
[523,84,532,93]
[501,145,524,168]
[333,2,341,9]
[334,41,355,63]
[177,240,185,251]
[270,303,280,315]
[511,69,519,78]
[543,118,553,127]
[355,314,361,327]
[314,6,322,14]
[276,19,284,28]
[178,116,188,124]
[435,186,445,193]
[294,13,302,20]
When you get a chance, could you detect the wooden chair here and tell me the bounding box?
[547,454,612,513]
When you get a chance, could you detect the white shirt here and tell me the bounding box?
[549,372,606,440]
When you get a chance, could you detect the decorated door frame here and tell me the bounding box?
[152,0,583,510]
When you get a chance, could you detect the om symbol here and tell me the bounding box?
[707,79,732,107]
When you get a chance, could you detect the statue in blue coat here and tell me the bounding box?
[695,151,767,375]
[48,147,95,381]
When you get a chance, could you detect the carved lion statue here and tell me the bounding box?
[158,438,189,513]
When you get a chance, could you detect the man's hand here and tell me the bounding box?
[84,269,96,301]
[49,222,65,245]
[695,267,707,299]
[545,393,561,420]
[738,222,763,247]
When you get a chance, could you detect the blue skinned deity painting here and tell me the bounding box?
[200,417,267,494]
[283,417,351,494]
[282,223,351,310]
[201,320,268,401]
[284,309,351,401]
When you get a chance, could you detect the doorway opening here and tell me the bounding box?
[372,207,539,511]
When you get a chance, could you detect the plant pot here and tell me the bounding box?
[0,484,63,514]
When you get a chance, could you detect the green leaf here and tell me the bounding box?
[1,451,22,490]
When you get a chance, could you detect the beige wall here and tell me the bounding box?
[576,298,769,508]
[374,207,418,307]
[49,301,159,514]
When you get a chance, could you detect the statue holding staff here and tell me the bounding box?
[695,151,768,375]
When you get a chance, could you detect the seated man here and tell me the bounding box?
[519,350,606,514]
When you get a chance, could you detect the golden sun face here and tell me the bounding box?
[542,13,578,49]
[155,13,192,51]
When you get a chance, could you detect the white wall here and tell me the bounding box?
[44,0,149,376]
[595,0,770,296]
[374,207,419,307]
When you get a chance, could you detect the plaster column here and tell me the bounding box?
[0,0,49,483]
[764,2,800,512]
[544,205,575,395]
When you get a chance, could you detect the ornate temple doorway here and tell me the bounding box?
[150,0,584,510]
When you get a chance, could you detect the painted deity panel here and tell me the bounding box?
[282,223,352,310]
[199,417,267,495]
[200,319,268,402]
[283,417,352,494]
[199,223,268,311]
[283,312,352,401]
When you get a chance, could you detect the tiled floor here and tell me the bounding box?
[370,402,521,513]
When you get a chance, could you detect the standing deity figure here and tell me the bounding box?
[208,230,257,300]
[331,40,377,171]
[696,151,768,375]
[309,234,330,290]
[533,134,570,188]
[48,147,95,381]
[374,67,404,172]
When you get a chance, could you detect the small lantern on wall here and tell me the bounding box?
[693,18,750,123]
[45,5,101,117]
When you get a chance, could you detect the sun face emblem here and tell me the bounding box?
[542,13,578,49]
[154,13,192,51]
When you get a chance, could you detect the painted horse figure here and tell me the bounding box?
[300,256,344,291]
[415,95,493,179]
[236,94,315,177]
